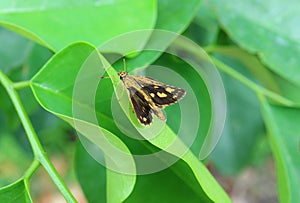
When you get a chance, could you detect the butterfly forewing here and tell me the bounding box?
[141,84,186,107]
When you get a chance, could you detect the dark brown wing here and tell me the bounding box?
[132,76,186,107]
[141,84,186,107]
[127,87,153,125]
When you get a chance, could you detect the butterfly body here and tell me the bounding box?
[117,70,186,125]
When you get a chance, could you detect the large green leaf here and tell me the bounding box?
[0,0,156,51]
[209,0,300,86]
[261,98,300,203]
[0,179,32,203]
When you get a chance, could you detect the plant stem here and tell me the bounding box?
[0,70,77,203]
[211,57,295,106]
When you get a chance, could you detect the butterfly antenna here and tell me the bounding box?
[123,57,126,72]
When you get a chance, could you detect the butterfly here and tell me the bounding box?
[115,60,186,126]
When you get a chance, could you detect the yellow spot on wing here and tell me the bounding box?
[150,93,155,98]
[154,85,159,89]
[142,117,147,122]
[165,87,175,93]
[157,92,167,98]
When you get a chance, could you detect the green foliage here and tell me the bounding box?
[0,0,299,203]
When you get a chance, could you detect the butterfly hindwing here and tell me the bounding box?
[127,87,153,125]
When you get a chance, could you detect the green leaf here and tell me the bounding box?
[0,179,32,203]
[0,0,156,51]
[261,98,300,203]
[125,160,212,203]
[209,0,300,86]
[31,42,95,116]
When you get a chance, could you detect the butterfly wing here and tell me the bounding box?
[134,76,186,107]
[121,74,182,125]
[143,85,185,107]
[127,87,153,125]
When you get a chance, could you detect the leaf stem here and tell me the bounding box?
[13,80,31,90]
[23,159,40,180]
[211,57,295,106]
[0,70,77,203]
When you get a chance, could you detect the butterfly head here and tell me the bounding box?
[118,70,128,80]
